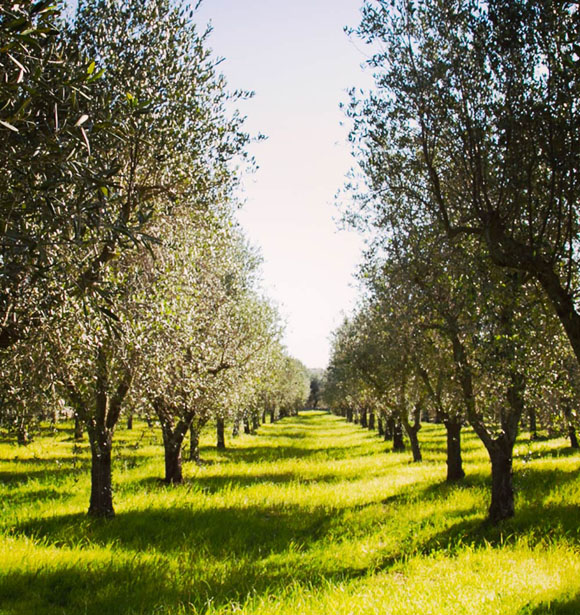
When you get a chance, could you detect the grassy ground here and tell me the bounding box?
[1,411,579,615]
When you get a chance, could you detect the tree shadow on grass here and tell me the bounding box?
[0,469,55,486]
[0,555,174,615]
[16,502,335,556]
[6,458,580,615]
[138,470,350,494]
[351,463,580,565]
[514,465,580,497]
[215,443,378,464]
[16,461,580,558]
[4,414,580,614]
[518,593,580,615]
[395,467,580,559]
[539,446,580,459]
[0,454,149,487]
[416,463,580,505]
[8,495,580,615]
[0,536,372,615]
[0,446,158,488]
[3,487,66,506]
[418,436,484,456]
[7,503,358,614]
[410,500,580,556]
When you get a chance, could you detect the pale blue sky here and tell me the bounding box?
[195,0,371,368]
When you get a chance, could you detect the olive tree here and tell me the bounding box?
[50,0,250,516]
[0,2,102,352]
[135,213,280,482]
[347,0,580,372]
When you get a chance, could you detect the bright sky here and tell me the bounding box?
[195,0,371,369]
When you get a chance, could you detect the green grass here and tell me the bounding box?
[1,411,579,614]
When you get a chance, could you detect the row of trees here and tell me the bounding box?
[0,1,310,517]
[327,0,580,523]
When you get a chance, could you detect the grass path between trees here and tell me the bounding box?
[1,410,580,614]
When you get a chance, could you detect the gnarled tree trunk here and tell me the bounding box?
[384,416,393,442]
[86,350,132,517]
[487,435,515,523]
[155,400,201,482]
[87,426,114,517]
[74,415,84,440]
[402,415,421,462]
[232,419,240,438]
[392,418,405,452]
[360,407,368,428]
[444,417,465,481]
[569,424,579,449]
[216,417,226,450]
[563,405,579,449]
[17,423,30,446]
[164,440,183,484]
[377,417,384,437]
[189,423,200,463]
[159,415,187,484]
[528,406,537,439]
[449,318,522,523]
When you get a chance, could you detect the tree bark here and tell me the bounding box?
[17,423,30,446]
[154,399,201,481]
[534,267,580,370]
[488,437,515,523]
[216,417,226,450]
[563,405,579,448]
[402,417,421,462]
[74,415,83,440]
[87,427,114,517]
[569,424,579,449]
[252,413,260,431]
[244,416,251,434]
[368,410,375,431]
[392,419,405,451]
[62,346,133,517]
[346,407,353,423]
[164,441,183,484]
[126,413,133,430]
[360,407,368,428]
[189,423,200,463]
[528,406,537,439]
[444,417,465,481]
[385,416,393,442]
[377,417,384,437]
[485,372,523,522]
[232,419,240,438]
[159,417,186,484]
